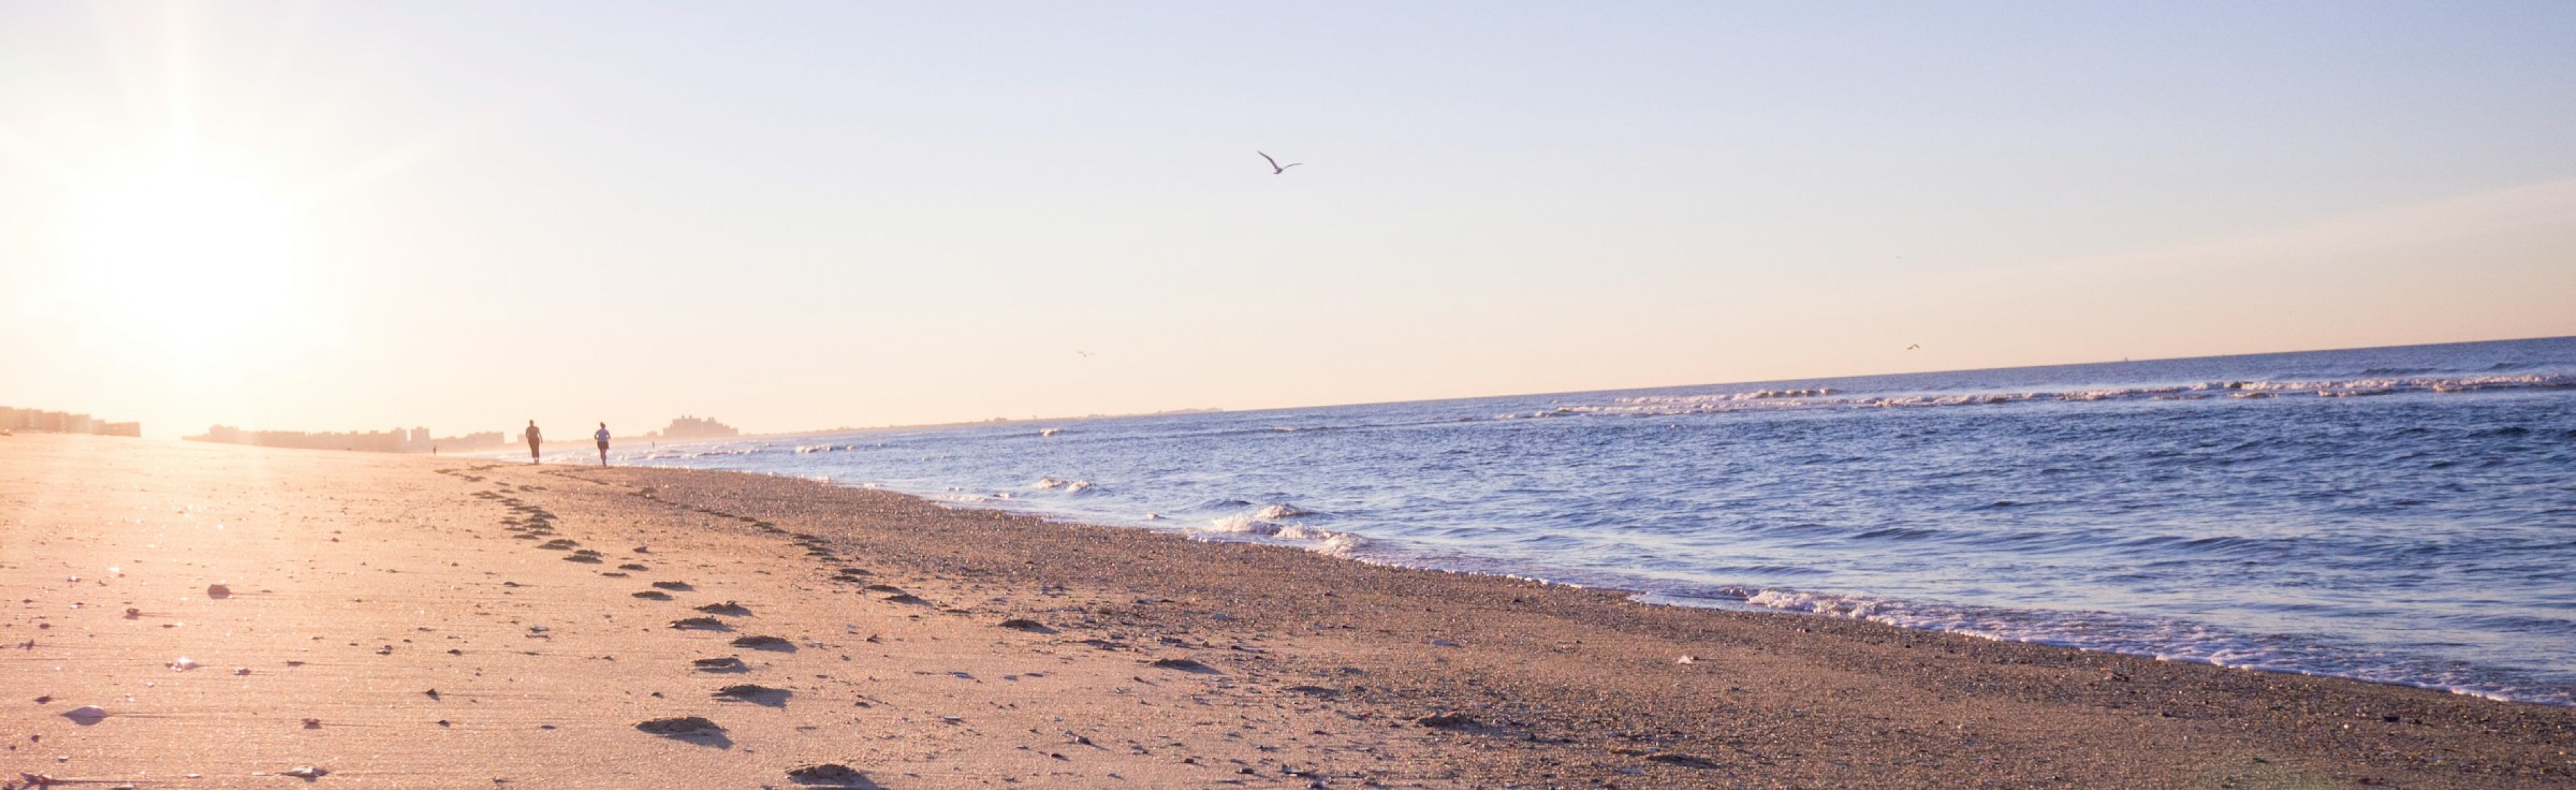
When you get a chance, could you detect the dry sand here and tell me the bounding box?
[1,434,2569,789]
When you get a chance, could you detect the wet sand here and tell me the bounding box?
[2,434,2569,788]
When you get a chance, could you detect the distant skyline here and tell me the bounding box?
[4,2,2572,437]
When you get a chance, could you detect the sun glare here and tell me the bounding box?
[67,158,306,349]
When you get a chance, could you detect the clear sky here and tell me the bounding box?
[3,1,2572,437]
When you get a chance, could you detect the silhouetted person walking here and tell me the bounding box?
[594,423,611,467]
[524,420,542,464]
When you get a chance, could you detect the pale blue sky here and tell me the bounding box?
[3,1,2572,436]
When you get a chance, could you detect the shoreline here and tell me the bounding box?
[6,435,2572,787]
[613,450,2576,711]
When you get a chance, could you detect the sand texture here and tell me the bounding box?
[3,434,2571,788]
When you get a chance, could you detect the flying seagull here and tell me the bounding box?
[1907,344,1922,351]
[1258,151,1301,175]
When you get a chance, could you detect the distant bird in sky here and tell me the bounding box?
[1258,151,1301,175]
[1907,344,1922,351]
[1074,351,1094,358]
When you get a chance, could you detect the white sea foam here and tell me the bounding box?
[1205,515,1281,535]
[1571,373,2574,418]
[1277,527,1339,545]
[1252,503,1314,520]
[1739,588,2575,707]
[1193,514,1369,558]
[1310,531,1369,558]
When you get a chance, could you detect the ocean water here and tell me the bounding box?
[615,337,2576,705]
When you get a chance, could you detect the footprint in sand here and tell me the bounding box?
[635,716,729,746]
[997,619,1056,633]
[1149,657,1219,674]
[730,635,795,652]
[651,581,693,592]
[692,656,748,672]
[669,617,731,631]
[712,684,792,707]
[694,601,751,616]
[784,764,878,788]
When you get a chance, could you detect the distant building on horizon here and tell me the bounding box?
[184,425,509,453]
[0,406,138,438]
[648,415,739,440]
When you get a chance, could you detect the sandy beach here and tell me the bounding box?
[2,434,2569,789]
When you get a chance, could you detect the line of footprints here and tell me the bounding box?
[449,468,877,787]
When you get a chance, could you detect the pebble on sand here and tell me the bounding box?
[62,705,107,724]
[205,584,232,599]
[282,766,328,778]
